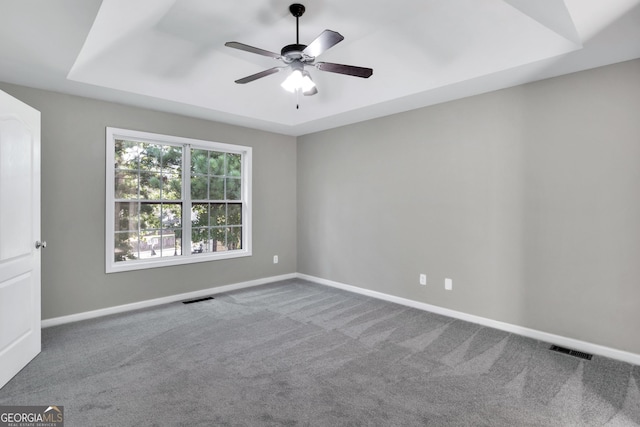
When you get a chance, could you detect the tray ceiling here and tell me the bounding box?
[1,0,639,135]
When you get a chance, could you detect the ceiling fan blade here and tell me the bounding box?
[303,30,344,58]
[225,41,281,59]
[234,67,282,84]
[315,62,373,78]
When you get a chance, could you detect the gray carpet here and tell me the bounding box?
[1,279,639,426]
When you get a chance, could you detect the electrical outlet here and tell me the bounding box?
[419,274,427,285]
[445,278,453,291]
[273,255,278,264]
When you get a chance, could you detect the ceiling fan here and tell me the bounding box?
[225,3,373,97]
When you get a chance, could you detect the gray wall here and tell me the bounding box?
[0,83,297,320]
[297,59,640,355]
[2,59,639,355]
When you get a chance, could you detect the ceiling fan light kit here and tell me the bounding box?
[225,3,373,101]
[281,67,316,94]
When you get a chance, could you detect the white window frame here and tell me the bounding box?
[106,127,252,273]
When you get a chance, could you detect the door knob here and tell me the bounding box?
[35,241,47,249]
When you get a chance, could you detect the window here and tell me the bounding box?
[106,128,251,273]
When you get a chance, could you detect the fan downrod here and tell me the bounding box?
[287,3,307,53]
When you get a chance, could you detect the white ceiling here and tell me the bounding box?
[1,0,639,136]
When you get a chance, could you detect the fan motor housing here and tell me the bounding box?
[281,43,309,61]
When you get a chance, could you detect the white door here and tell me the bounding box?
[0,89,41,389]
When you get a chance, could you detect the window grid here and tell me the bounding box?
[113,140,184,262]
[107,128,251,273]
[189,149,243,255]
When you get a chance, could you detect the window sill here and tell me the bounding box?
[106,249,252,273]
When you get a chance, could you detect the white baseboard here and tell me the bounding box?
[297,273,640,366]
[41,273,297,328]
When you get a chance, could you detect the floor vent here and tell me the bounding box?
[182,296,214,304]
[549,345,593,360]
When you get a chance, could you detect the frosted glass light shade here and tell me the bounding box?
[281,69,316,93]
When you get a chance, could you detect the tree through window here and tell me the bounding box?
[190,149,243,254]
[106,128,252,273]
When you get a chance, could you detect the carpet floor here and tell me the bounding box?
[1,279,639,426]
